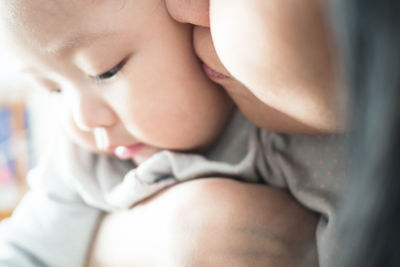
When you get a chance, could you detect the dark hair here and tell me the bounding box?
[330,0,400,266]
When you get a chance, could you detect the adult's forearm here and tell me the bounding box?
[88,178,318,267]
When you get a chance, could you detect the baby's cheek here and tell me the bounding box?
[124,111,186,150]
[123,107,196,151]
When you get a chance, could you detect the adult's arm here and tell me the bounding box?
[88,178,318,267]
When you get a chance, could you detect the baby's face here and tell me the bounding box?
[2,0,233,164]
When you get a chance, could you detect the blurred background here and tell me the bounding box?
[0,47,55,220]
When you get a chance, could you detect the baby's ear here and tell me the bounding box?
[165,0,210,27]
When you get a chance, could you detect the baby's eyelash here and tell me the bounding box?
[93,60,127,81]
[40,86,62,94]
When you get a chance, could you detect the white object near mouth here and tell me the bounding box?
[93,127,109,150]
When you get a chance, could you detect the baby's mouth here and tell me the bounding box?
[92,128,160,164]
[114,144,147,160]
[93,128,154,162]
[114,144,161,165]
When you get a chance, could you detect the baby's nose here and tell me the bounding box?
[71,92,117,131]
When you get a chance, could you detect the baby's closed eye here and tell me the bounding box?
[91,59,127,81]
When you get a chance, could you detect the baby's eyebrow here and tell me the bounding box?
[46,31,117,55]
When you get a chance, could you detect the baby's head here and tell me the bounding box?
[0,0,233,164]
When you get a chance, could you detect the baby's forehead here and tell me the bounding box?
[5,0,96,15]
[4,0,77,24]
[1,1,82,42]
[1,0,124,54]
[6,0,127,22]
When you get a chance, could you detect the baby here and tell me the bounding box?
[0,0,232,264]
[0,0,346,266]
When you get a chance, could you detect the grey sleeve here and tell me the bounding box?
[0,166,103,267]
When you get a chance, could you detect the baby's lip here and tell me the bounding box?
[113,143,147,160]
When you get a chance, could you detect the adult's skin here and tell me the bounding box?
[90,0,347,266]
[89,179,318,267]
[166,0,348,134]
